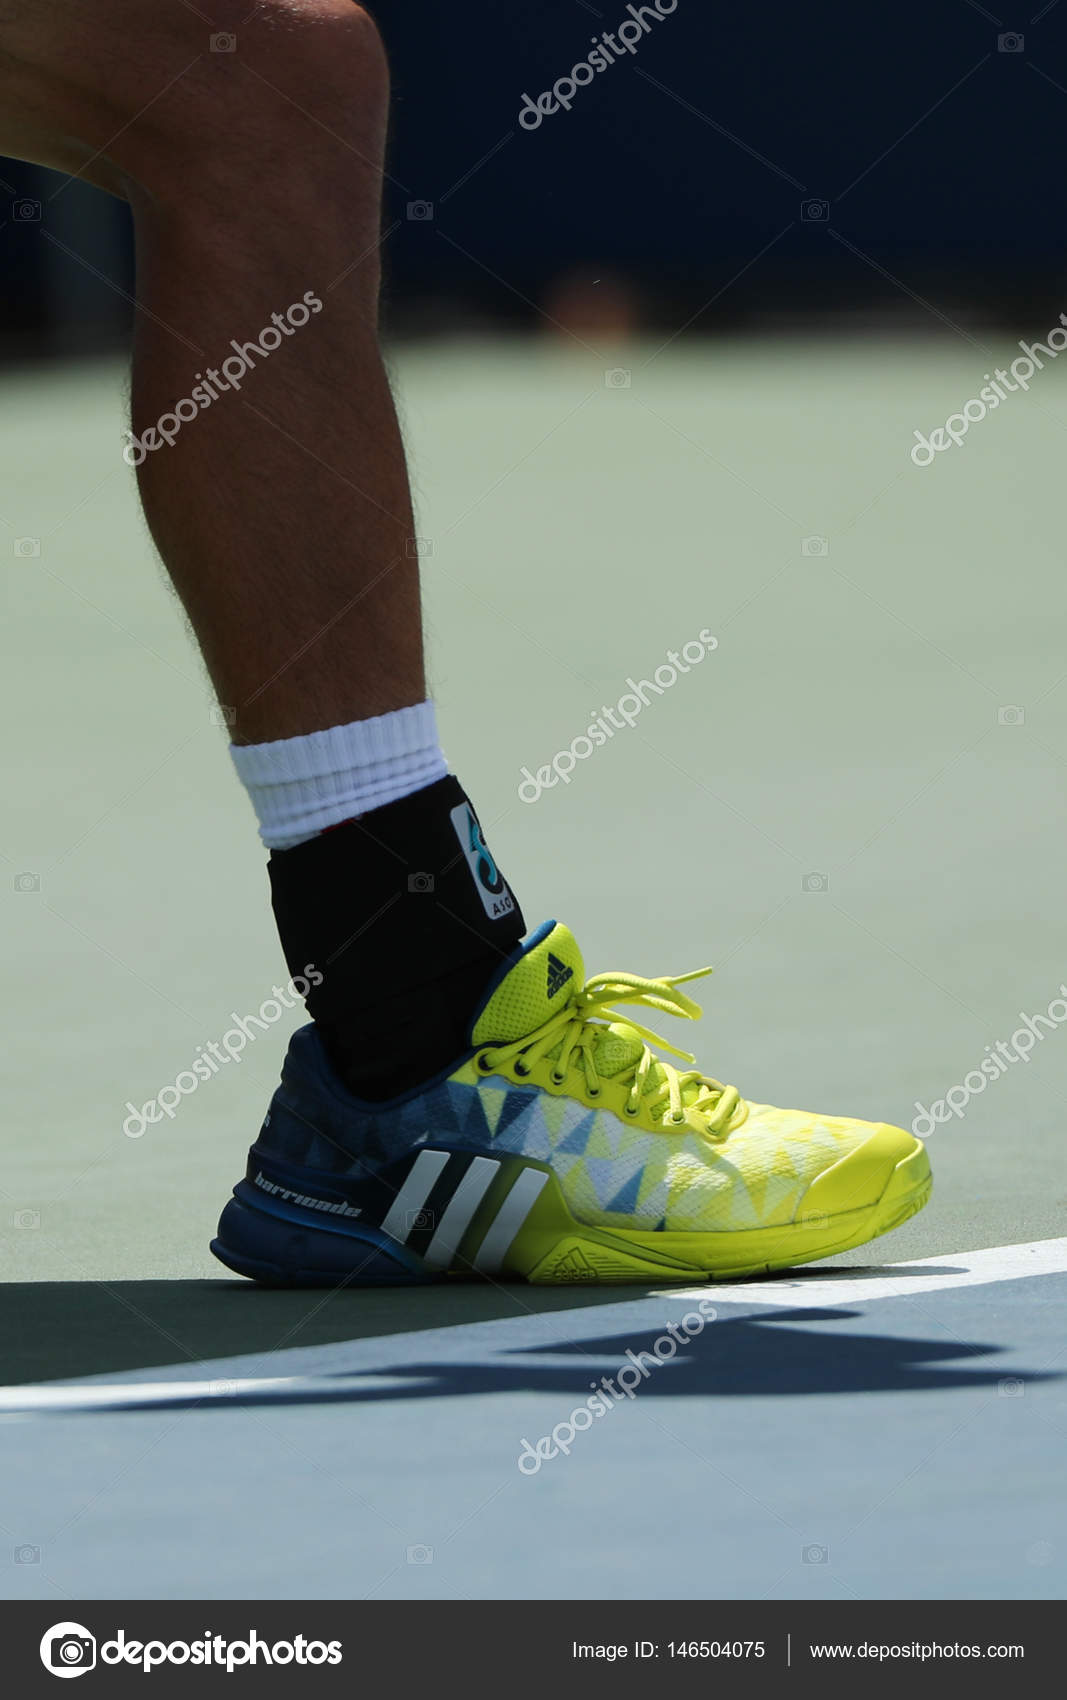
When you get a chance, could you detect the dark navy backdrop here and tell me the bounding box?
[1,1,1063,353]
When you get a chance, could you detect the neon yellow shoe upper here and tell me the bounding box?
[220,917,931,1286]
[458,921,929,1253]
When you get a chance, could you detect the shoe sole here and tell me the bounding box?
[210,1129,931,1287]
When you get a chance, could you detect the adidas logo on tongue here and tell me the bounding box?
[546,951,574,998]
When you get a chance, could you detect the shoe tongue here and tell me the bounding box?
[595,1023,691,1118]
[592,1021,646,1077]
[470,924,659,1084]
[471,922,584,1045]
[470,923,697,1119]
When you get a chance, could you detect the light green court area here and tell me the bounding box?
[2,335,1066,1306]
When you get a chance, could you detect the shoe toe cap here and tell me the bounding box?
[799,1122,928,1218]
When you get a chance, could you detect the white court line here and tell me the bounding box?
[2,1239,1064,1415]
[663,1237,1067,1306]
[0,1376,301,1412]
[0,1374,420,1414]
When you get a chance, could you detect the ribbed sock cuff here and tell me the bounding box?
[230,700,448,848]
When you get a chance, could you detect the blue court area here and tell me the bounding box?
[1,1242,1065,1600]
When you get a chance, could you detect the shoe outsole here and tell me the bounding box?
[210,1133,932,1288]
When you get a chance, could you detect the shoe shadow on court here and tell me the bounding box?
[2,1277,650,1385]
[3,1271,1057,1409]
[1,1265,957,1385]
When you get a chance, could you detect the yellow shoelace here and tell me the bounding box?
[477,966,747,1137]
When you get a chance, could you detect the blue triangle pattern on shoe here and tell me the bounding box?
[443,1081,478,1138]
[584,1154,645,1208]
[495,1087,537,1137]
[604,1167,645,1214]
[555,1111,597,1156]
[494,1097,552,1160]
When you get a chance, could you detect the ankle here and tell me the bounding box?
[267,777,526,1098]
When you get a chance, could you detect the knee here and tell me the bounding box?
[121,2,391,205]
[236,3,390,146]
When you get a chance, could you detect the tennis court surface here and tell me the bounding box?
[3,339,1066,1598]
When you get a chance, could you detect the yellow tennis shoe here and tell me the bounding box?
[212,920,931,1285]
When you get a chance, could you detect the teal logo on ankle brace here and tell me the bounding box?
[449,803,516,922]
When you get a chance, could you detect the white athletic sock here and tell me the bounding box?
[230,700,449,849]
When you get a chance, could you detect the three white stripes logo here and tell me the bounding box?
[380,1150,548,1274]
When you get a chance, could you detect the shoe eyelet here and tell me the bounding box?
[550,1071,566,1086]
[477,1053,495,1074]
[587,1086,601,1100]
[513,1061,530,1079]
[669,1111,686,1126]
[623,1103,639,1118]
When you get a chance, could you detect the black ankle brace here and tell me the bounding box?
[268,776,526,1098]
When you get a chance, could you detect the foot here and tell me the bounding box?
[211,922,931,1285]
